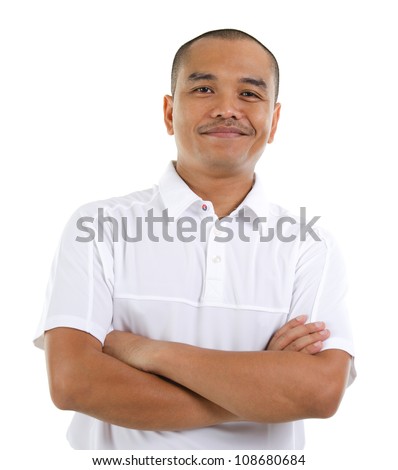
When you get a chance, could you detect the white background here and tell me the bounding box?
[1,0,397,468]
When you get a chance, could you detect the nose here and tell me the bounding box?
[209,92,244,120]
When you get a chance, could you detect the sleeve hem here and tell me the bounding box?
[33,315,110,350]
[322,338,356,387]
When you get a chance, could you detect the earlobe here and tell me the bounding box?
[163,95,174,135]
[268,102,281,144]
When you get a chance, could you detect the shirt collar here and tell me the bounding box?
[158,161,269,219]
[235,173,270,220]
[158,161,202,218]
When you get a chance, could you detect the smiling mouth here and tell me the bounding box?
[201,126,249,138]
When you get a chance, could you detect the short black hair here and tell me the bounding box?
[171,29,279,102]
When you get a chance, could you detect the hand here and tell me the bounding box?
[103,330,156,372]
[266,315,329,354]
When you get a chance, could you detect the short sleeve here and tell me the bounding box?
[288,228,356,385]
[33,205,114,349]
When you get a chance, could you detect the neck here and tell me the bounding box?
[175,160,254,218]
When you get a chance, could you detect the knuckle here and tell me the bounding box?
[290,341,300,352]
[309,341,323,354]
[308,322,322,333]
[272,330,283,340]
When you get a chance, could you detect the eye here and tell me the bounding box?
[241,91,260,99]
[194,86,213,94]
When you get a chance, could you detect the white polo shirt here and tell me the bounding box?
[34,161,355,450]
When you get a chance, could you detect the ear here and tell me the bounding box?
[163,95,174,135]
[267,102,281,144]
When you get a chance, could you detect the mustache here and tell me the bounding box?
[197,119,255,136]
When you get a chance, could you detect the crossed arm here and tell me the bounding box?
[44,316,351,430]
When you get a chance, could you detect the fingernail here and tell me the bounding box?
[319,329,329,336]
[296,315,307,322]
[315,321,324,328]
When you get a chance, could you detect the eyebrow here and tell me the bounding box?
[239,77,268,91]
[187,73,268,91]
[187,72,217,82]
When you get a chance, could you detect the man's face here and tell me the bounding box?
[164,37,281,175]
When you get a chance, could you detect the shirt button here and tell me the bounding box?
[202,204,208,211]
[212,255,222,263]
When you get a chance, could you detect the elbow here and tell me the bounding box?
[50,390,75,412]
[48,376,75,411]
[50,392,72,411]
[47,365,82,411]
[44,328,100,412]
[311,379,346,419]
[309,351,351,419]
[313,397,340,420]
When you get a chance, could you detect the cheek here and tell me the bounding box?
[172,105,203,143]
[254,112,273,140]
[173,104,193,133]
[172,116,195,154]
[249,116,273,155]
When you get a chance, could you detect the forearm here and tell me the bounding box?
[45,328,238,431]
[115,336,350,423]
[147,344,337,422]
[68,351,236,430]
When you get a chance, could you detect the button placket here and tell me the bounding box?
[202,222,226,302]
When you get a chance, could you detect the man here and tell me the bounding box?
[34,29,355,449]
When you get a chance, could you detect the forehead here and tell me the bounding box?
[180,37,274,81]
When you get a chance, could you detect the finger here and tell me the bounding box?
[299,340,323,355]
[268,320,326,351]
[284,329,330,354]
[269,315,308,342]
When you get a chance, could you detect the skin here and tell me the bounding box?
[164,37,281,218]
[45,37,352,429]
[45,317,334,429]
[103,330,349,423]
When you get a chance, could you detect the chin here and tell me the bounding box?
[201,154,254,172]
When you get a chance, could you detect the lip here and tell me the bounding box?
[202,126,248,138]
